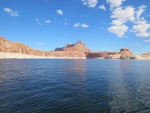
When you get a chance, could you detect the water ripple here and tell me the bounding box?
[0,59,150,113]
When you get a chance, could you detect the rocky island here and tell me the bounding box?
[0,36,149,59]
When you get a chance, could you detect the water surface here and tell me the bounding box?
[0,59,150,113]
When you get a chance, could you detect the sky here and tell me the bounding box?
[0,0,150,54]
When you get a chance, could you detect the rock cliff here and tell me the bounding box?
[55,40,90,52]
[141,52,150,59]
[105,48,135,59]
[0,36,138,59]
[0,37,87,58]
[85,52,108,59]
[0,36,46,56]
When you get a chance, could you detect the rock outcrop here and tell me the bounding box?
[105,52,121,59]
[104,48,136,59]
[140,53,150,59]
[0,36,137,59]
[0,36,46,56]
[85,52,108,59]
[84,48,135,59]
[55,40,90,52]
[119,48,135,59]
[120,48,132,56]
[0,37,87,58]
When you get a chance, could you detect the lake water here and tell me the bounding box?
[0,59,150,113]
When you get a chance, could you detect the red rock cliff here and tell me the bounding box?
[55,40,90,52]
[0,36,136,59]
[0,37,87,57]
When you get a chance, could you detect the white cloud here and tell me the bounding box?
[108,6,135,37]
[81,24,89,28]
[74,23,80,27]
[106,0,125,8]
[99,4,106,11]
[136,5,146,20]
[131,19,150,37]
[107,2,149,38]
[4,8,19,17]
[111,19,125,25]
[108,24,128,37]
[130,5,150,37]
[73,23,89,28]
[144,40,150,42]
[4,8,12,13]
[35,18,42,25]
[56,10,63,15]
[82,0,98,8]
[45,19,51,24]
[111,6,135,22]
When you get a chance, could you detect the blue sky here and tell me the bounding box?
[0,0,150,54]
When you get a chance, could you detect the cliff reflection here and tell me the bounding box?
[63,59,87,76]
[62,59,88,106]
[72,59,87,75]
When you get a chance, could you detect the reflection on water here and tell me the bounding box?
[63,59,87,75]
[72,59,87,74]
[0,59,150,113]
[109,60,150,112]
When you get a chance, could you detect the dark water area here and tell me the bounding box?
[0,59,150,113]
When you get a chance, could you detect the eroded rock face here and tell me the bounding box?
[0,36,46,56]
[104,48,135,59]
[119,48,136,59]
[106,52,121,59]
[0,37,87,57]
[85,52,108,58]
[120,48,129,51]
[55,40,90,52]
[0,36,136,59]
[120,48,132,56]
[141,53,150,59]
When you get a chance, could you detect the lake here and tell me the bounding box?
[0,59,150,113]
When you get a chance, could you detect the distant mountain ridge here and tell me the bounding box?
[1,36,149,59]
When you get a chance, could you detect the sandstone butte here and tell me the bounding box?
[0,36,149,59]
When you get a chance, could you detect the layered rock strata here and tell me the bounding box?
[55,40,90,52]
[0,36,138,59]
[0,37,87,58]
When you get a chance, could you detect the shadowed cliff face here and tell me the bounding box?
[0,36,137,59]
[85,52,108,58]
